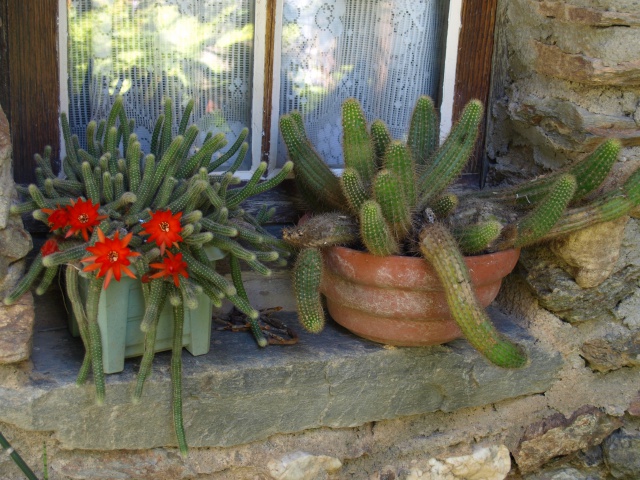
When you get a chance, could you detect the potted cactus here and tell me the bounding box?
[280,96,640,369]
[3,95,293,455]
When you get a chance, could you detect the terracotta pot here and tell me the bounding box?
[320,246,521,347]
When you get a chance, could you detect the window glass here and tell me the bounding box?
[67,0,255,170]
[279,0,450,167]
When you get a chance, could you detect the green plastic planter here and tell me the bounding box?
[69,246,224,374]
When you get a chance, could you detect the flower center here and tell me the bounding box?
[159,221,170,233]
[107,251,119,263]
[78,213,90,224]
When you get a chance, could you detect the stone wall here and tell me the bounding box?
[0,103,34,365]
[1,1,640,479]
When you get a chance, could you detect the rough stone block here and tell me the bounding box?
[535,1,640,27]
[534,42,640,86]
[513,405,623,473]
[581,331,640,372]
[0,308,562,450]
[603,429,640,479]
[0,292,35,364]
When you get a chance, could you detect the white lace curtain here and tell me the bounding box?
[67,0,255,169]
[279,0,450,167]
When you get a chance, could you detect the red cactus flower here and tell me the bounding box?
[140,209,183,254]
[42,205,70,232]
[40,238,60,257]
[82,228,140,289]
[149,250,189,287]
[66,198,107,241]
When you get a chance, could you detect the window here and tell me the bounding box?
[2,0,496,184]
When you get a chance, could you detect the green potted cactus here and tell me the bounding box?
[3,95,292,455]
[279,96,640,369]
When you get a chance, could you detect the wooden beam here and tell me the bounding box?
[6,0,60,184]
[453,0,498,174]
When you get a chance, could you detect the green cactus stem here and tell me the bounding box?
[279,114,347,211]
[230,255,267,347]
[541,165,640,241]
[370,119,391,166]
[171,294,188,457]
[359,200,400,256]
[407,95,439,166]
[419,223,527,368]
[292,247,325,333]
[340,167,368,215]
[282,213,359,249]
[85,275,106,404]
[3,254,44,305]
[383,140,417,207]
[452,220,503,255]
[471,139,621,207]
[342,98,376,187]
[417,100,483,208]
[373,169,412,240]
[65,265,92,386]
[207,128,248,172]
[511,173,577,248]
[429,193,459,219]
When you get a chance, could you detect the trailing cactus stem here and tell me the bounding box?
[85,276,106,404]
[512,173,577,248]
[230,255,267,347]
[171,296,188,456]
[359,200,400,256]
[419,223,527,368]
[3,254,45,305]
[292,247,325,333]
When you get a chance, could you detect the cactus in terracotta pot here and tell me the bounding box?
[4,96,292,455]
[280,96,640,369]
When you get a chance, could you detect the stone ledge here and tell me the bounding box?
[0,298,563,451]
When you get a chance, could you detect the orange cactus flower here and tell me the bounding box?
[140,209,183,254]
[150,250,189,287]
[66,198,107,241]
[40,238,60,257]
[82,229,141,289]
[42,205,70,232]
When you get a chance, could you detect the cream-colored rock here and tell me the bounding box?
[267,451,342,480]
[0,292,34,364]
[414,445,510,480]
[550,216,629,288]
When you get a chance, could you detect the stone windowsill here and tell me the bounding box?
[0,284,563,451]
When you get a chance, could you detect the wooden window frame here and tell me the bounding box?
[1,0,497,185]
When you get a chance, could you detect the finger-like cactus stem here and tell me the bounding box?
[419,223,527,368]
[373,169,412,240]
[408,95,439,166]
[359,200,400,256]
[340,167,368,215]
[383,141,417,207]
[342,98,376,187]
[417,100,483,208]
[429,193,459,219]
[292,247,325,333]
[511,173,577,248]
[453,220,503,255]
[370,119,391,166]
[280,114,347,211]
[171,297,188,457]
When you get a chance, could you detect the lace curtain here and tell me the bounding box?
[67,0,255,170]
[279,0,450,167]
